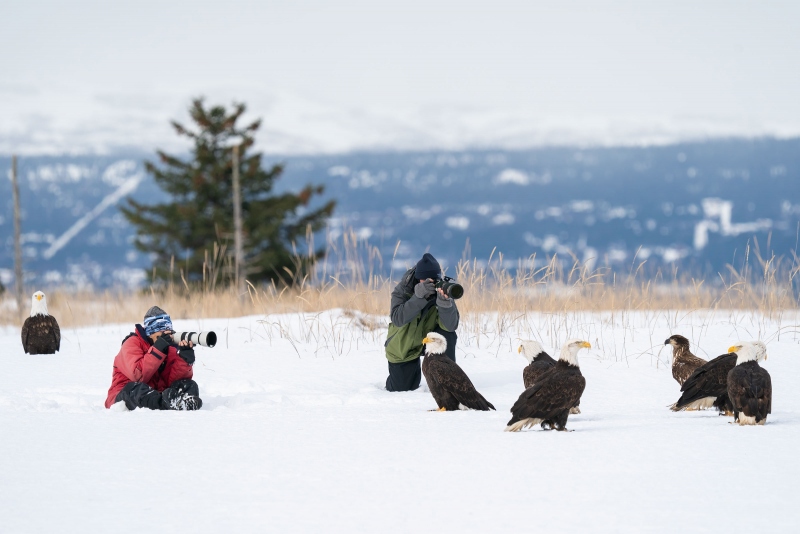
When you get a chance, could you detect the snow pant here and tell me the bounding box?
[115,379,200,410]
[386,328,457,392]
[386,358,422,392]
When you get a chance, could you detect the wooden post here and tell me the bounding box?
[11,155,24,317]
[232,144,244,296]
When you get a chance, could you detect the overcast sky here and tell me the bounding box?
[3,0,800,154]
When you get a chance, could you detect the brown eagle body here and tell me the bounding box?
[21,314,61,355]
[670,353,736,413]
[728,361,772,425]
[506,360,586,432]
[419,334,495,412]
[422,354,495,411]
[523,352,557,389]
[520,343,582,414]
[727,343,772,425]
[665,335,707,386]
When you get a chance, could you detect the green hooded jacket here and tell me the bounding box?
[384,267,460,363]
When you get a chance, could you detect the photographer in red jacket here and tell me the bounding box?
[105,306,202,410]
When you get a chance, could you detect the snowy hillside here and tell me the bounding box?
[1,138,799,289]
[1,309,799,533]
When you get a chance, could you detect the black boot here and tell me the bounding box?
[162,379,203,411]
[116,382,165,410]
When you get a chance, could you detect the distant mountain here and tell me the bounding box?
[1,138,798,289]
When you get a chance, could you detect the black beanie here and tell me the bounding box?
[415,253,441,280]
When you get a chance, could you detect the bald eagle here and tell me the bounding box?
[670,342,766,414]
[727,342,772,425]
[421,332,495,411]
[665,335,707,386]
[505,340,590,432]
[21,291,61,355]
[519,340,581,414]
[518,340,556,388]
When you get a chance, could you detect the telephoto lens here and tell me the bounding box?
[435,277,464,299]
[174,331,217,348]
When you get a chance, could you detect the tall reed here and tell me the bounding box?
[2,229,798,333]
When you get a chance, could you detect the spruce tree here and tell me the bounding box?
[122,98,335,287]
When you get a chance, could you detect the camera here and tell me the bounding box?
[434,276,464,299]
[173,331,218,348]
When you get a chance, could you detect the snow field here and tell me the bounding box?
[1,309,799,533]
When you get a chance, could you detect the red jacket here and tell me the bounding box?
[105,325,194,408]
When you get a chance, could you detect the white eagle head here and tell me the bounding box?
[752,341,768,361]
[728,341,768,365]
[30,291,49,317]
[560,339,591,366]
[518,340,545,364]
[422,332,448,356]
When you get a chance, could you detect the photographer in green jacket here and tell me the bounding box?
[384,253,459,391]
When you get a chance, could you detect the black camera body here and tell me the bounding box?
[435,276,464,299]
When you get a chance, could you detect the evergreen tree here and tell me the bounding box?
[122,98,335,287]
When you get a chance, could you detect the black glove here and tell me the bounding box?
[414,279,436,299]
[153,335,174,355]
[178,346,195,366]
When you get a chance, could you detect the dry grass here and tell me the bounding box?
[2,231,799,341]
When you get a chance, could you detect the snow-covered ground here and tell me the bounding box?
[1,309,799,533]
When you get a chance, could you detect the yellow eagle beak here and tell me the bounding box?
[517,346,523,353]
[727,346,738,353]
[581,341,592,349]
[36,295,42,301]
[422,337,431,344]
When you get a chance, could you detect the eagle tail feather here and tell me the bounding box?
[504,417,543,432]
[670,396,716,412]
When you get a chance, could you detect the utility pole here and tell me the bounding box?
[232,144,244,296]
[11,155,24,317]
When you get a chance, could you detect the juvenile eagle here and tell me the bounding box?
[421,332,495,411]
[505,340,590,432]
[21,291,61,355]
[727,342,772,426]
[665,335,707,386]
[519,340,581,414]
[670,341,767,414]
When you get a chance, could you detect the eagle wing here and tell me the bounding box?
[523,359,555,389]
[672,352,707,385]
[20,315,61,354]
[673,353,736,410]
[425,357,495,411]
[50,316,61,351]
[21,317,31,353]
[728,364,772,422]
[510,368,586,422]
